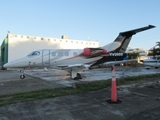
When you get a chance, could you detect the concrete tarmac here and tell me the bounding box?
[0,80,160,120]
[25,66,160,87]
[0,66,160,119]
[0,70,65,95]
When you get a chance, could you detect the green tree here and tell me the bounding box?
[128,52,139,59]
[148,41,160,56]
[156,42,160,48]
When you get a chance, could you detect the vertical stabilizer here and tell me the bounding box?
[102,25,155,53]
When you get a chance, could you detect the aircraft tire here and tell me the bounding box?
[20,75,25,79]
[77,73,82,79]
[73,73,82,80]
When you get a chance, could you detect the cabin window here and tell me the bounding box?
[65,52,69,56]
[58,52,63,56]
[73,52,77,56]
[52,52,56,56]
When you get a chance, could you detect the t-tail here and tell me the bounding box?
[90,25,155,67]
[102,25,156,53]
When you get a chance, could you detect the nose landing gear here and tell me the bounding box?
[20,74,25,79]
[20,70,25,79]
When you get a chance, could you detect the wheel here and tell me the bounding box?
[20,75,25,79]
[73,73,82,80]
[155,67,158,69]
[77,73,82,79]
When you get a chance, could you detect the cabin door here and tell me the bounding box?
[42,50,50,67]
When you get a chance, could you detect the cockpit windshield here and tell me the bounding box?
[27,51,40,56]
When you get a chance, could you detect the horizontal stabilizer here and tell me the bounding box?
[120,25,156,36]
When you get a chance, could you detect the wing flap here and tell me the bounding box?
[102,59,137,65]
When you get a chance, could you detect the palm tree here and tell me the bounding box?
[128,52,139,59]
[148,42,160,56]
[155,42,160,48]
[156,42,160,48]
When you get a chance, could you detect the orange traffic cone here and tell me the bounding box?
[107,65,121,104]
[111,65,117,102]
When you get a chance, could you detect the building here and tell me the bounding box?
[0,32,99,67]
[126,47,148,56]
[126,47,149,63]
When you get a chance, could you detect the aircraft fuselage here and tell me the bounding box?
[4,49,103,70]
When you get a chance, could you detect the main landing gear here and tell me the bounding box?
[71,70,82,80]
[75,73,82,80]
[20,70,25,79]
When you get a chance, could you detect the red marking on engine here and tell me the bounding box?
[103,49,107,54]
[84,48,90,56]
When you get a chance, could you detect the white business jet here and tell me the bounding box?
[3,25,155,79]
[140,55,160,69]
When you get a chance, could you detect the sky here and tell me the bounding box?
[0,0,160,50]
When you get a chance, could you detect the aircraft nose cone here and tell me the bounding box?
[3,63,13,68]
[3,63,9,68]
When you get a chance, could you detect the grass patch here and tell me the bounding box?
[0,73,160,107]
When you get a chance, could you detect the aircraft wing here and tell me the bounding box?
[101,59,137,66]
[60,64,90,70]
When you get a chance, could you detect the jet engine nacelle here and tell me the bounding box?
[83,48,107,57]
